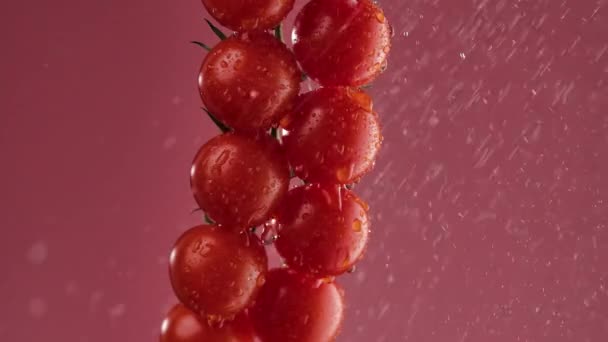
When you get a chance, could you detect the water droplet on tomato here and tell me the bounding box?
[262,219,278,245]
[352,219,363,232]
[336,164,355,183]
[346,89,373,111]
[215,149,231,167]
[353,196,370,212]
[320,188,333,205]
[256,274,266,287]
[206,314,222,325]
[341,253,351,268]
[314,151,325,163]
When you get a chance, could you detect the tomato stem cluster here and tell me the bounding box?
[162,1,391,341]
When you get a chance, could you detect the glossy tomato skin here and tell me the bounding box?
[169,225,268,319]
[251,268,344,342]
[282,87,382,184]
[275,184,370,277]
[199,31,301,132]
[191,132,290,228]
[292,0,391,87]
[202,0,295,32]
[160,304,255,342]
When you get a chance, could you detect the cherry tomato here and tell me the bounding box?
[282,87,382,184]
[202,0,295,32]
[191,132,290,228]
[275,184,370,277]
[160,304,255,342]
[199,31,301,132]
[169,225,268,319]
[251,268,344,342]
[292,0,391,87]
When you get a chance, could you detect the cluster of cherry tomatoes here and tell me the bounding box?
[161,0,391,341]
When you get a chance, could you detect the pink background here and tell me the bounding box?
[1,0,606,341]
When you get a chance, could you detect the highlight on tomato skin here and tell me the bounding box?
[292,0,392,87]
[169,225,268,320]
[202,0,295,32]
[199,31,301,132]
[160,304,256,342]
[191,132,290,228]
[275,183,370,277]
[281,87,382,185]
[251,268,345,342]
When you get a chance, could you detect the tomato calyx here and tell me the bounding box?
[190,207,217,225]
[190,40,212,52]
[203,212,215,225]
[273,23,284,42]
[204,19,228,40]
[191,19,228,52]
[201,107,230,133]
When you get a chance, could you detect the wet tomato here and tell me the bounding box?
[160,304,255,342]
[199,31,301,132]
[202,0,295,32]
[191,132,290,228]
[282,87,382,184]
[251,268,344,342]
[292,0,391,87]
[169,225,267,319]
[275,184,370,277]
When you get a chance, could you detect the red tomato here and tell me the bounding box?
[292,0,392,87]
[282,87,382,184]
[191,132,290,228]
[199,31,301,132]
[160,304,255,342]
[251,268,344,342]
[202,0,295,32]
[169,225,268,319]
[275,184,370,277]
